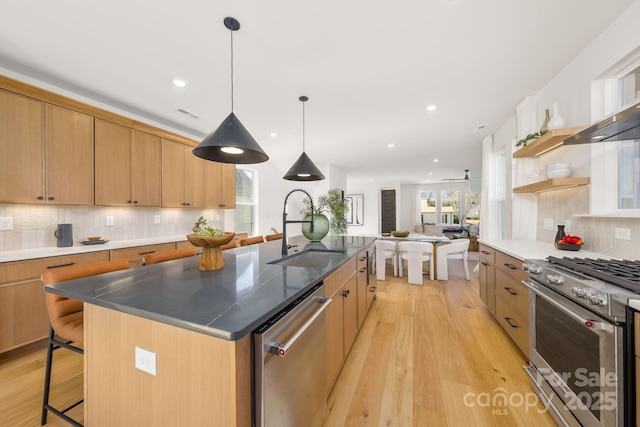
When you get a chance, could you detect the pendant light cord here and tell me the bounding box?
[302,100,306,152]
[230,29,234,113]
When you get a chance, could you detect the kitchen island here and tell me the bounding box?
[44,235,376,427]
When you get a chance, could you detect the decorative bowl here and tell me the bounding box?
[381,233,391,237]
[391,230,409,238]
[546,162,571,170]
[555,242,582,251]
[87,236,102,241]
[186,233,235,270]
[546,168,571,179]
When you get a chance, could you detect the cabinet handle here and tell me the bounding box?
[481,250,491,255]
[358,257,367,261]
[186,202,190,206]
[134,200,138,204]
[503,287,517,296]
[48,196,55,201]
[369,287,376,292]
[342,289,350,298]
[139,251,156,255]
[37,196,44,200]
[359,267,367,273]
[127,200,132,204]
[481,261,489,266]
[504,317,518,328]
[47,262,75,269]
[504,263,517,270]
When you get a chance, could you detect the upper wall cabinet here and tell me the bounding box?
[162,139,204,208]
[95,120,162,207]
[205,161,236,209]
[0,90,93,204]
[0,90,44,203]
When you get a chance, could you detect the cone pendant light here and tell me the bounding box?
[193,17,269,164]
[283,96,325,181]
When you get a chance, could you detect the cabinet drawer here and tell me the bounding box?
[495,269,529,319]
[478,244,495,264]
[495,251,528,282]
[496,295,529,358]
[110,243,176,266]
[325,258,357,298]
[0,251,109,284]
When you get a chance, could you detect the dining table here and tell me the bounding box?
[379,233,450,281]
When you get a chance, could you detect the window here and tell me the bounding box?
[418,185,479,227]
[440,190,460,225]
[618,141,640,209]
[234,168,256,234]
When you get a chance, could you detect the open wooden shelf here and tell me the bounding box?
[513,177,590,193]
[513,126,585,158]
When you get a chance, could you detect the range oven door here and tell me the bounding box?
[522,279,625,427]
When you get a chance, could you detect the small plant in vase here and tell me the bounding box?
[301,188,350,240]
[516,132,540,148]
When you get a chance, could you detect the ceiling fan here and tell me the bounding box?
[442,169,470,181]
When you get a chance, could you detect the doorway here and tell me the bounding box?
[380,189,396,233]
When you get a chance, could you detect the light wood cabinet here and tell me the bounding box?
[325,257,359,394]
[95,122,162,207]
[0,251,109,354]
[162,139,204,208]
[205,161,236,209]
[479,244,496,315]
[494,251,529,358]
[0,93,93,204]
[110,242,176,267]
[45,104,94,204]
[0,89,44,203]
[356,250,369,328]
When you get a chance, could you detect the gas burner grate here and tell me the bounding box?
[548,256,640,291]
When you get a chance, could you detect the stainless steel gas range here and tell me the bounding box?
[521,256,640,427]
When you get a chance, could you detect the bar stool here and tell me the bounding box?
[375,240,398,281]
[40,259,130,426]
[265,233,283,241]
[240,236,264,246]
[397,241,434,284]
[143,247,197,265]
[436,239,470,280]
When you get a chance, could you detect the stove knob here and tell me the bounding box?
[588,294,607,306]
[573,287,586,298]
[529,265,542,275]
[547,275,565,285]
[522,263,529,272]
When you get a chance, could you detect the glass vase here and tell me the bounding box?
[302,214,330,242]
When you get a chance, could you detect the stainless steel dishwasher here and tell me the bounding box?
[253,282,331,427]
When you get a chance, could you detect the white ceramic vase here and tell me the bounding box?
[547,102,566,130]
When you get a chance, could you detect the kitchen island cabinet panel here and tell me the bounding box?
[45,104,94,204]
[0,89,44,203]
[85,304,251,427]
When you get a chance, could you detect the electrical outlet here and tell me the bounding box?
[105,215,115,226]
[135,346,157,376]
[543,218,554,231]
[615,227,631,240]
[564,220,572,233]
[0,217,13,231]
[154,215,161,224]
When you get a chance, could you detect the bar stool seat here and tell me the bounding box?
[40,259,130,426]
[143,247,197,265]
[240,236,264,246]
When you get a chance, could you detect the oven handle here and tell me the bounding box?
[521,280,608,331]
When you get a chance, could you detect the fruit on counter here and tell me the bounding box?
[195,227,225,237]
[558,234,583,245]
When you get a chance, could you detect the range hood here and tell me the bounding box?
[564,101,640,145]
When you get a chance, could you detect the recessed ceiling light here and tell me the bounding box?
[426,105,437,112]
[270,132,278,137]
[433,158,439,162]
[172,78,187,88]
[429,172,433,175]
[388,143,395,148]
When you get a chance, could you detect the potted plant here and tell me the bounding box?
[301,188,349,240]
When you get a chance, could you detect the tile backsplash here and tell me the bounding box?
[537,186,640,259]
[0,204,225,251]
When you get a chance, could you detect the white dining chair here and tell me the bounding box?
[375,240,398,281]
[397,241,434,284]
[436,239,471,281]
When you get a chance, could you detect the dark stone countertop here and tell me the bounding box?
[44,235,376,341]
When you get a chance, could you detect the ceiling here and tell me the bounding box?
[0,0,634,185]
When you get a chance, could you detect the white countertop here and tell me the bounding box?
[478,238,614,261]
[0,235,189,263]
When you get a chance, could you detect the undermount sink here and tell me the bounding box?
[268,249,344,268]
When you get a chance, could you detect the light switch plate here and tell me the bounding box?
[615,228,631,240]
[0,217,13,231]
[543,218,554,231]
[154,215,161,224]
[135,346,157,376]
[564,220,572,233]
[105,215,115,226]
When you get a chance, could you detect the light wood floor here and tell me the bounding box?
[323,260,557,427]
[0,258,556,427]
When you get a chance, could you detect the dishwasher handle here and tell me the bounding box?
[273,296,332,357]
